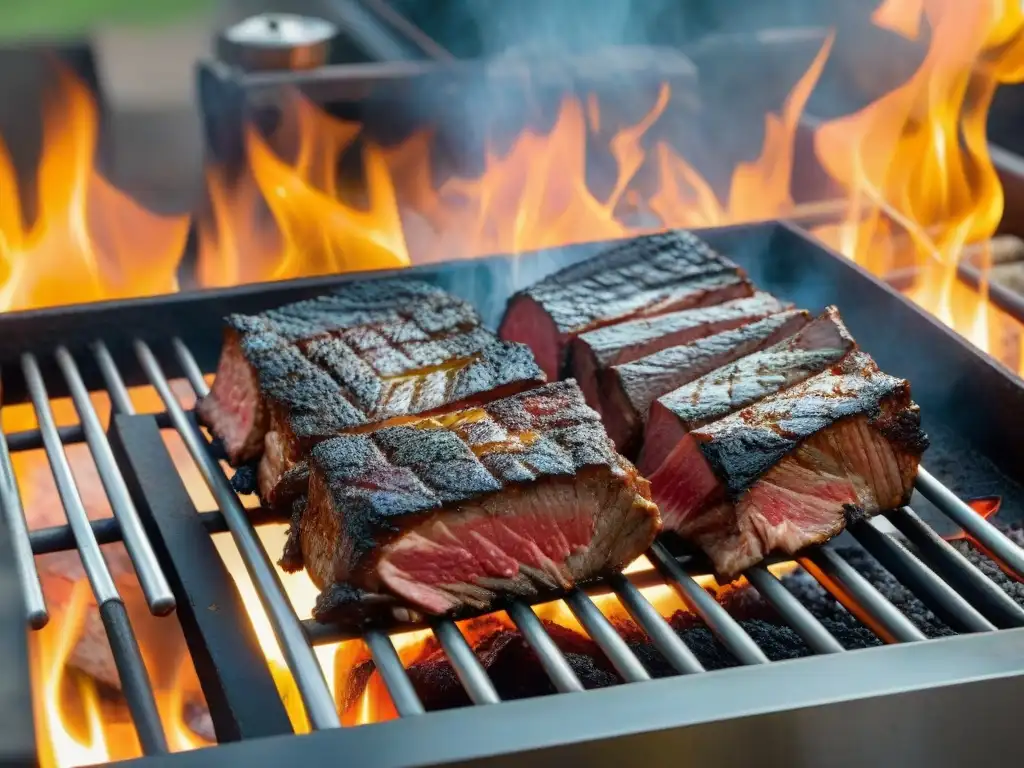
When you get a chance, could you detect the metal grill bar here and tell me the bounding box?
[505,601,586,693]
[172,337,209,396]
[0,374,47,628]
[133,339,342,730]
[565,590,650,683]
[916,466,1024,579]
[21,353,169,755]
[744,566,845,654]
[887,506,1024,628]
[431,620,501,705]
[92,340,136,416]
[364,630,426,716]
[608,573,705,674]
[850,518,995,634]
[7,424,86,452]
[55,346,175,616]
[31,517,124,553]
[648,542,770,665]
[802,548,927,643]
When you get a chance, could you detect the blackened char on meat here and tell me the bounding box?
[196,279,546,508]
[294,381,661,624]
[197,279,480,464]
[498,230,753,379]
[640,306,857,475]
[603,310,810,455]
[650,350,928,579]
[568,292,791,410]
[258,328,545,508]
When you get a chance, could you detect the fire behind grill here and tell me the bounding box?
[2,221,1024,767]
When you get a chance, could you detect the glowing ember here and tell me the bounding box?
[0,65,189,311]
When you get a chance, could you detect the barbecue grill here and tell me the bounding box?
[0,221,1021,767]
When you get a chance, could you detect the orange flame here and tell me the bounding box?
[813,2,1024,366]
[0,65,189,311]
[198,38,832,273]
[29,578,211,768]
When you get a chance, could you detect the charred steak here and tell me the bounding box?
[292,381,661,623]
[499,230,753,379]
[198,279,481,464]
[640,306,857,475]
[568,292,791,410]
[197,280,546,508]
[603,310,810,455]
[648,350,927,579]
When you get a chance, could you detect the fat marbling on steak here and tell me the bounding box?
[648,349,927,579]
[291,380,661,623]
[602,310,810,455]
[498,230,754,379]
[639,306,858,475]
[568,292,791,411]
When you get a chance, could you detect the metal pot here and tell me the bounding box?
[216,13,338,72]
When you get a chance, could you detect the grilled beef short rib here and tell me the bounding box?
[498,230,753,379]
[568,292,792,411]
[198,279,479,464]
[649,350,927,579]
[640,306,858,476]
[293,381,661,623]
[603,310,810,455]
[197,279,545,507]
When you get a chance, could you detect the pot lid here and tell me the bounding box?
[222,13,338,50]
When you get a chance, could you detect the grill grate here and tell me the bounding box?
[6,329,1024,757]
[3,222,1024,766]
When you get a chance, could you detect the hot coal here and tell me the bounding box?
[949,523,1024,603]
[335,517,1024,717]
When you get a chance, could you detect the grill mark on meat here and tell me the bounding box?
[292,381,660,623]
[649,350,928,579]
[198,279,481,464]
[568,292,791,410]
[603,310,810,455]
[499,230,754,378]
[257,335,545,507]
[693,351,926,496]
[640,307,857,475]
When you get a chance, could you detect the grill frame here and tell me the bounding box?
[3,220,1024,767]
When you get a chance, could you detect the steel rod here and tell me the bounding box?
[32,517,123,554]
[134,339,341,730]
[171,337,209,397]
[6,424,86,452]
[564,590,651,683]
[56,346,175,616]
[23,354,120,604]
[850,518,995,634]
[649,542,769,665]
[887,506,1024,628]
[92,341,136,415]
[916,466,1024,579]
[99,600,170,755]
[0,372,47,629]
[608,573,705,674]
[802,548,926,643]
[431,620,501,705]
[744,565,846,654]
[364,630,426,717]
[505,601,585,693]
[22,353,169,752]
